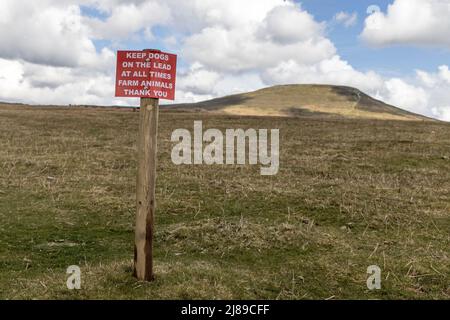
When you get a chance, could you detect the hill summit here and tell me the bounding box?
[168,84,429,121]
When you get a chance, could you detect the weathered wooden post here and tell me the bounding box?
[115,49,177,281]
[134,97,159,281]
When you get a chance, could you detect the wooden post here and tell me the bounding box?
[134,97,159,281]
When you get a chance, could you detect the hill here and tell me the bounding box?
[167,84,430,121]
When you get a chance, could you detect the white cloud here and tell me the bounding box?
[0,57,115,105]
[184,27,335,73]
[260,5,326,44]
[0,58,23,96]
[414,66,450,119]
[432,106,450,121]
[382,78,429,114]
[182,3,335,73]
[178,63,222,95]
[0,0,106,68]
[164,0,288,33]
[261,56,384,93]
[416,70,438,88]
[85,1,171,40]
[210,73,266,98]
[334,11,358,27]
[438,65,450,84]
[361,0,450,47]
[176,64,265,103]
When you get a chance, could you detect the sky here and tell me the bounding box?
[0,0,449,120]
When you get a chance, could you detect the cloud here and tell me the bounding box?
[382,78,429,114]
[85,1,171,40]
[334,11,358,27]
[177,63,222,95]
[432,106,450,121]
[414,65,450,119]
[182,2,334,73]
[260,5,326,44]
[183,27,336,73]
[361,0,450,47]
[261,55,384,93]
[438,65,450,84]
[0,0,110,68]
[0,57,115,105]
[163,0,289,33]
[0,0,117,105]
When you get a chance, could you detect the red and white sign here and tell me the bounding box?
[115,50,177,100]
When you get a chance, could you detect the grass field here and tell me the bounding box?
[0,105,449,299]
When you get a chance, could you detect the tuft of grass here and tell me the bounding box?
[0,105,449,299]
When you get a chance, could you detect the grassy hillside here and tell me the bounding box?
[0,105,449,299]
[168,85,430,121]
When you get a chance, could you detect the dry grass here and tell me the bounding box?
[0,104,449,300]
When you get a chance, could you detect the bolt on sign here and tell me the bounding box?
[115,49,177,282]
[115,50,177,100]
